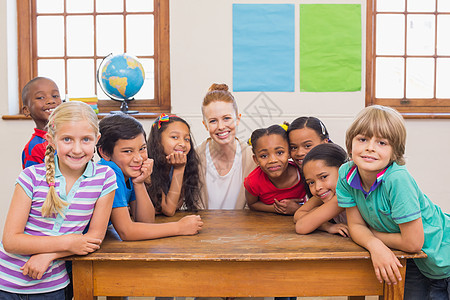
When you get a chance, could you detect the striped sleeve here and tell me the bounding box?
[16,167,38,199]
[99,165,117,198]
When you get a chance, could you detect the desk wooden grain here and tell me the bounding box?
[67,210,426,299]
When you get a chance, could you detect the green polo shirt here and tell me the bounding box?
[337,161,450,280]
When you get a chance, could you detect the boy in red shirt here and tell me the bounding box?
[22,77,62,169]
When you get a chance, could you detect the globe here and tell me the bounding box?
[98,53,145,101]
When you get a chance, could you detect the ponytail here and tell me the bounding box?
[42,144,68,218]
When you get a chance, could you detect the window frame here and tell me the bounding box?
[366,0,450,118]
[16,0,170,115]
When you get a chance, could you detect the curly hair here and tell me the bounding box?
[249,123,289,154]
[147,115,201,212]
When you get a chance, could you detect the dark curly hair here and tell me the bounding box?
[287,116,330,143]
[146,115,201,212]
[249,123,289,153]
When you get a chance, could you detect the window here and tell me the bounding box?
[17,0,170,115]
[366,0,450,117]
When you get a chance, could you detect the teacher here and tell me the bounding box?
[197,83,256,209]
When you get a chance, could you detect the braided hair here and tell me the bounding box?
[42,101,99,218]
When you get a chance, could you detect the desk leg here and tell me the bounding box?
[381,258,407,300]
[72,260,96,300]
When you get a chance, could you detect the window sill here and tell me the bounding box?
[2,112,161,120]
[401,113,450,119]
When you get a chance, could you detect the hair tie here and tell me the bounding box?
[319,121,327,136]
[279,124,288,131]
[248,138,252,146]
[48,182,55,187]
[153,113,179,129]
[152,113,170,129]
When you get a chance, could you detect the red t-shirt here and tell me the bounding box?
[244,162,307,205]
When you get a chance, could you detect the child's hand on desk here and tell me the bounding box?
[166,152,187,169]
[21,253,55,279]
[368,239,403,285]
[133,158,154,184]
[65,234,102,255]
[324,223,349,237]
[273,199,301,215]
[177,215,203,235]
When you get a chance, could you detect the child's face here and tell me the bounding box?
[303,160,339,203]
[252,134,290,180]
[104,133,148,181]
[47,120,98,177]
[289,128,327,169]
[351,134,393,177]
[202,101,240,146]
[23,79,62,130]
[160,121,191,156]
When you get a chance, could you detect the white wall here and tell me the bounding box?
[0,0,449,238]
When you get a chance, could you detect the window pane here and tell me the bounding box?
[407,0,435,12]
[96,59,109,100]
[376,14,405,55]
[436,58,450,97]
[134,58,154,100]
[97,0,123,13]
[407,15,435,56]
[67,59,95,97]
[36,0,63,13]
[127,0,154,12]
[97,16,124,56]
[437,15,450,55]
[37,59,66,98]
[376,58,404,98]
[37,16,64,57]
[406,58,434,98]
[376,0,404,12]
[126,15,154,56]
[438,0,450,12]
[67,16,94,56]
[67,0,93,13]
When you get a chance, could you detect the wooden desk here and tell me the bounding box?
[68,210,426,299]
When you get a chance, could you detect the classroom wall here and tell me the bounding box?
[0,0,449,238]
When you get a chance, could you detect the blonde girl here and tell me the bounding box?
[0,101,116,298]
[197,83,256,209]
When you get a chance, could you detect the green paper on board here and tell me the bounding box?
[300,4,361,92]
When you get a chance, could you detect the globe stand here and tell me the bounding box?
[110,99,139,114]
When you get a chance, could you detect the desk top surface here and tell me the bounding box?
[69,210,426,262]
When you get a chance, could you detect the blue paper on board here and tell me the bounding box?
[233,4,295,92]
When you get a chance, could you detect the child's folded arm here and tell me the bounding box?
[130,158,155,222]
[245,189,276,213]
[346,206,403,285]
[3,185,75,255]
[160,165,186,217]
[295,196,344,234]
[131,182,155,223]
[369,218,424,253]
[110,206,201,240]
